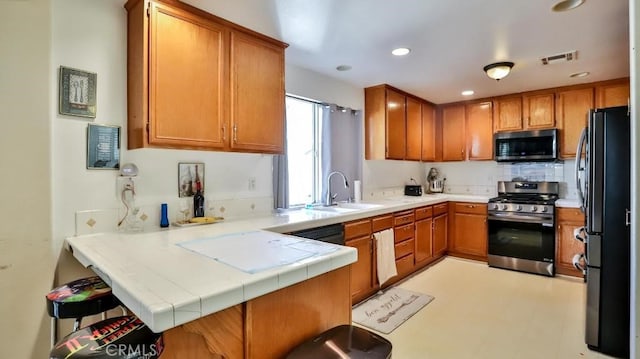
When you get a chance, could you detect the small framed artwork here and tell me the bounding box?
[87,124,120,170]
[178,162,205,197]
[59,66,97,118]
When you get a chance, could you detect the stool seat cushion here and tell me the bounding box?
[50,316,164,359]
[46,276,119,319]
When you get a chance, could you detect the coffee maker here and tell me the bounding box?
[427,167,445,193]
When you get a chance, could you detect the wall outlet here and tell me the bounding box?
[248,177,256,191]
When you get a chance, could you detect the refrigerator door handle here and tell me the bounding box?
[575,127,587,212]
[626,209,631,226]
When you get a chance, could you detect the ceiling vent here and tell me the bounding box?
[540,51,578,65]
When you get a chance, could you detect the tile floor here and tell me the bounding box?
[356,257,617,359]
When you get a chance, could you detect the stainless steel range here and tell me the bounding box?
[487,181,559,276]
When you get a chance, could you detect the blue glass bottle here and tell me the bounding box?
[160,203,170,228]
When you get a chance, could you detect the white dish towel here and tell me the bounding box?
[374,229,397,286]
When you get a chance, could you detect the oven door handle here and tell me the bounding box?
[488,213,554,225]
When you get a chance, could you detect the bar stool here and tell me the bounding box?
[46,276,122,346]
[49,316,164,359]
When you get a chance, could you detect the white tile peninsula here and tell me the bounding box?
[65,193,488,357]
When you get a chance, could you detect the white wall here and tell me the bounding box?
[0,0,53,357]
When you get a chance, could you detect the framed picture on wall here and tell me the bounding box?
[178,162,204,197]
[86,124,120,170]
[59,66,97,118]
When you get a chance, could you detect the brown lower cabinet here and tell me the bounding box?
[448,202,488,261]
[556,208,586,277]
[346,203,449,304]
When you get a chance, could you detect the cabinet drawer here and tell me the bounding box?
[396,254,415,276]
[556,208,585,222]
[454,202,487,215]
[414,206,433,220]
[395,238,414,259]
[372,215,393,232]
[433,202,448,216]
[345,219,371,240]
[394,223,414,243]
[394,211,415,226]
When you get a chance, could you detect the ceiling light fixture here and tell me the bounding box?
[570,71,590,78]
[461,90,475,96]
[483,62,514,81]
[392,47,411,56]
[552,0,585,12]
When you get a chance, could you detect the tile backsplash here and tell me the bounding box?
[422,160,576,199]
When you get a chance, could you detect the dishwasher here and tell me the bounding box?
[289,223,345,245]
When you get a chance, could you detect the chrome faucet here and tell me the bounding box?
[325,171,349,206]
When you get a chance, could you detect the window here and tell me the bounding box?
[285,96,322,206]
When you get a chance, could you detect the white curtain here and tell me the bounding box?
[321,104,363,203]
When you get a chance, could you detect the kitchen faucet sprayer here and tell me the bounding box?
[325,171,349,206]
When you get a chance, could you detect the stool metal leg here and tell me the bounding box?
[73,318,82,332]
[50,317,57,348]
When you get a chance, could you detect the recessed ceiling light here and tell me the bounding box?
[461,90,475,96]
[336,65,352,71]
[570,71,590,78]
[552,0,585,12]
[392,47,411,56]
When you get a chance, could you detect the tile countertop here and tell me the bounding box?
[65,193,489,333]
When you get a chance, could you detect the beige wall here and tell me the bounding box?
[0,0,53,358]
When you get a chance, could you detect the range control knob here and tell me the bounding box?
[500,204,508,211]
[541,206,548,213]
[532,206,538,212]
[515,205,522,211]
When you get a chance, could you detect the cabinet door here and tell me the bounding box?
[405,97,422,161]
[230,31,285,153]
[346,236,373,301]
[523,92,555,129]
[441,105,466,161]
[466,101,493,160]
[596,81,630,108]
[452,213,487,258]
[149,3,227,149]
[414,217,433,263]
[386,89,406,160]
[556,87,594,159]
[433,213,448,256]
[556,208,586,277]
[421,102,437,161]
[493,96,523,132]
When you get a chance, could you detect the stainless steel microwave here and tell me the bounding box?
[494,129,558,162]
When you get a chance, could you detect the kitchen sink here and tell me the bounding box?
[335,202,384,210]
[309,202,383,213]
[310,206,359,214]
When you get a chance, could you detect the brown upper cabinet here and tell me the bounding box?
[421,102,437,161]
[522,91,555,129]
[595,78,630,108]
[441,105,466,161]
[125,0,286,153]
[405,97,423,161]
[365,85,433,161]
[493,95,523,132]
[556,87,594,159]
[466,101,493,160]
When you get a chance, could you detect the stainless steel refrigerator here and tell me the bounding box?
[575,105,630,358]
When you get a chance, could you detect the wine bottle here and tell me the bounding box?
[193,166,205,217]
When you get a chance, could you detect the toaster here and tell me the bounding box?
[404,185,423,196]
